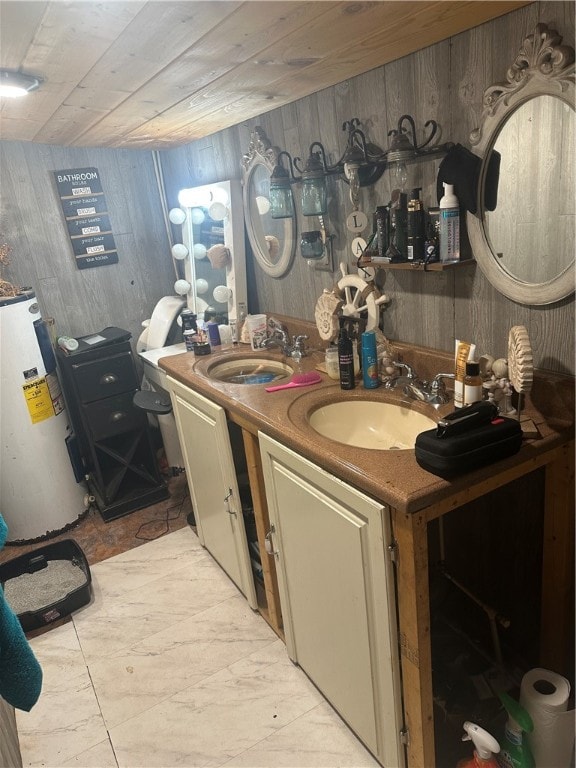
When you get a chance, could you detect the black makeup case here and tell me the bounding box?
[415,402,523,479]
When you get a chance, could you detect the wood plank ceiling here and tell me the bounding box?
[0,0,530,149]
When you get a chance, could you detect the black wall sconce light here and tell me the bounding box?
[268,115,453,219]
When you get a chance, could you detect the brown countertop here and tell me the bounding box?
[159,338,574,514]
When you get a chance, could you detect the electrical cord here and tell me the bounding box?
[134,491,191,542]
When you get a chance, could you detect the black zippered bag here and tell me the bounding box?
[415,403,523,478]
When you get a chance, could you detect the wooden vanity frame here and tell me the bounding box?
[236,411,574,767]
[161,332,574,768]
[393,440,574,767]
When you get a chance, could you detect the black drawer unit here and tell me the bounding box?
[56,327,168,521]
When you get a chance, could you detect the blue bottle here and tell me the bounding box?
[361,331,379,389]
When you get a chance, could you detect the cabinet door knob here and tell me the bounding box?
[101,373,118,385]
[110,411,126,422]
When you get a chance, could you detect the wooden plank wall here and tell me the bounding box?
[0,143,175,349]
[159,0,574,376]
[1,2,573,376]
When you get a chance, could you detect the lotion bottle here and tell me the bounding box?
[337,318,355,390]
[440,182,460,263]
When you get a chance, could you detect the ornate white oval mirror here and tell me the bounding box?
[467,23,575,305]
[242,127,296,278]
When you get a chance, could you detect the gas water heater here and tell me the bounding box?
[0,291,87,542]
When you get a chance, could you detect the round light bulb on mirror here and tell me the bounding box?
[208,201,228,221]
[171,243,189,260]
[255,195,270,215]
[168,208,186,225]
[190,208,205,225]
[193,243,207,260]
[211,187,229,205]
[213,285,232,304]
[174,279,191,296]
[195,278,209,295]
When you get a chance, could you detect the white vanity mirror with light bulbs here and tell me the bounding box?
[170,179,247,327]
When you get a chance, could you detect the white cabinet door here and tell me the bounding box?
[167,376,256,608]
[259,432,403,768]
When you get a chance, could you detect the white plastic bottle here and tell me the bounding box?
[439,182,460,263]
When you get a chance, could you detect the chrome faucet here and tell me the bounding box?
[383,361,418,389]
[404,373,455,407]
[260,329,308,360]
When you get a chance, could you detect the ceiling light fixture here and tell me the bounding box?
[0,69,42,98]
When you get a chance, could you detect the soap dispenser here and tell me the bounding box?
[457,722,500,768]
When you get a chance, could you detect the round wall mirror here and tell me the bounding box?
[242,127,296,278]
[467,24,575,305]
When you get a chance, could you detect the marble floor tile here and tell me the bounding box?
[17,527,381,768]
[74,542,238,663]
[88,593,278,729]
[221,701,381,767]
[15,605,102,767]
[108,639,324,768]
[61,738,118,767]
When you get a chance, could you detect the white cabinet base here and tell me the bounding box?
[259,432,404,767]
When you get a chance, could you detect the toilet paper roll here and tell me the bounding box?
[520,668,575,768]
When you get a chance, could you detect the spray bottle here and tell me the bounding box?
[496,692,535,768]
[457,722,500,768]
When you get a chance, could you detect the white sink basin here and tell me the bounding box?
[207,357,293,385]
[308,400,436,450]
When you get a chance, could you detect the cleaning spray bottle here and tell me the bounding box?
[457,722,500,768]
[496,692,535,768]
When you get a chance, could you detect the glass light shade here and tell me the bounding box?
[269,185,294,219]
[301,176,327,216]
[193,243,207,260]
[174,279,191,295]
[391,161,409,191]
[196,278,209,295]
[190,208,206,225]
[208,201,228,221]
[300,230,324,260]
[168,207,186,225]
[171,243,189,260]
[213,285,232,303]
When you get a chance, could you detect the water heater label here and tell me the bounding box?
[22,377,56,424]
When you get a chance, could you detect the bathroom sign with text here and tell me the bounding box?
[53,167,119,270]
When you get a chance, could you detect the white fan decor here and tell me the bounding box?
[508,325,534,417]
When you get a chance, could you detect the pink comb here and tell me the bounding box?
[265,371,322,392]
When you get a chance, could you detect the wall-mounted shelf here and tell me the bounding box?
[359,258,475,272]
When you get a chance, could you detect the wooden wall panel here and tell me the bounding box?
[0,142,175,350]
[2,2,572,375]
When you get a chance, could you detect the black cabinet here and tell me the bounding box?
[57,327,168,521]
